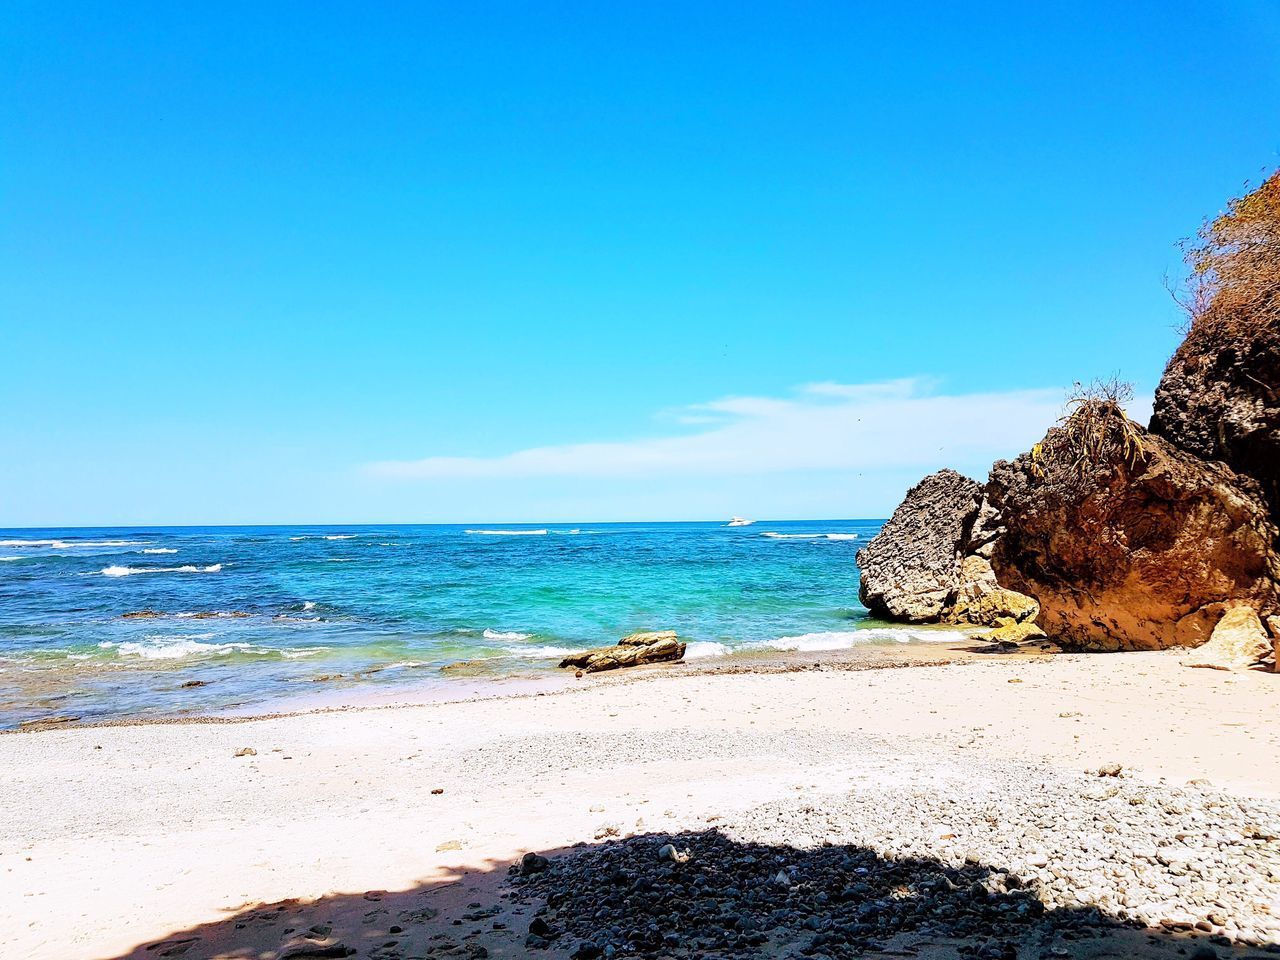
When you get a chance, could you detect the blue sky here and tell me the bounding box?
[2,2,1278,525]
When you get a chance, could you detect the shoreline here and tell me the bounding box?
[3,649,1278,959]
[4,634,1027,732]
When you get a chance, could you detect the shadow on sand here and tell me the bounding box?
[104,828,1266,960]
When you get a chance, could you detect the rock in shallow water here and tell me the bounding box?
[559,631,686,673]
[856,469,982,622]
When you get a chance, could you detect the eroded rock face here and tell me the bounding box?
[986,426,1280,651]
[1184,605,1272,671]
[947,556,1040,627]
[559,631,686,673]
[856,470,981,621]
[1151,329,1280,521]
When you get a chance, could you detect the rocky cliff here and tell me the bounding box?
[1150,171,1280,520]
[985,414,1280,650]
[857,173,1280,660]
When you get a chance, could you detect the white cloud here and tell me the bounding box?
[364,378,1067,481]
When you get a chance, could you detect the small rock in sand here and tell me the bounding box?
[279,940,352,959]
[431,787,444,795]
[657,843,689,864]
[234,747,257,757]
[521,852,550,875]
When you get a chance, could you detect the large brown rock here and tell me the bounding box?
[986,421,1280,651]
[559,631,686,673]
[856,469,982,621]
[1184,605,1271,671]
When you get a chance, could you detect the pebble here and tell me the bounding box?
[505,754,1280,954]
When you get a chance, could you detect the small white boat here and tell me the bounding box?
[726,517,754,527]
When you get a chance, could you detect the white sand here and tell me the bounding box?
[0,650,1276,959]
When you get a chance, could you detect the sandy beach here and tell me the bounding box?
[2,649,1278,959]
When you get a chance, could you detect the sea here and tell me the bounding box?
[0,520,967,728]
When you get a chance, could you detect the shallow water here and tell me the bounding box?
[0,521,964,726]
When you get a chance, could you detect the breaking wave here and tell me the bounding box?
[762,628,968,651]
[504,644,575,659]
[483,629,532,641]
[466,529,549,536]
[684,641,731,658]
[762,532,859,541]
[101,564,223,577]
[1,539,147,549]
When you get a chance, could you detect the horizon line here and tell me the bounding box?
[0,516,889,531]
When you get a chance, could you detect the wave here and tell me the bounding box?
[142,548,178,554]
[0,556,21,562]
[761,532,858,541]
[465,529,548,536]
[327,558,356,563]
[101,564,222,577]
[325,535,357,540]
[0,538,147,549]
[483,628,532,641]
[101,636,287,661]
[504,644,575,659]
[302,601,317,611]
[549,529,582,535]
[684,640,731,659]
[762,628,968,652]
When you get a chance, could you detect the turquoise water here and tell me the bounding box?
[0,521,961,727]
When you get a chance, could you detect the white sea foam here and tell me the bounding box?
[1,538,147,549]
[762,628,967,651]
[761,532,858,541]
[325,535,357,540]
[142,548,178,554]
[302,601,317,611]
[100,564,222,577]
[549,529,582,535]
[484,629,532,641]
[465,529,548,536]
[505,644,575,658]
[851,627,969,644]
[0,556,21,562]
[684,641,731,658]
[327,558,356,563]
[104,635,292,660]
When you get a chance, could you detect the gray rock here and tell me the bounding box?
[856,469,982,621]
